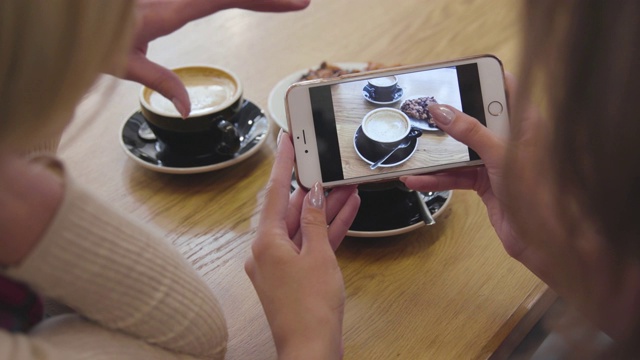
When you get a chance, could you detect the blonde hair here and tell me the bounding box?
[0,0,136,151]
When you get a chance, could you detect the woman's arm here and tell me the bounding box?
[1,314,210,360]
[1,156,227,359]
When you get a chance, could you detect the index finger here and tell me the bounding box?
[236,0,311,12]
[259,132,296,228]
[125,56,191,118]
[428,105,505,167]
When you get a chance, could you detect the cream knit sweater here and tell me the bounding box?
[0,158,228,359]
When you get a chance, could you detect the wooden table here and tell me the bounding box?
[60,0,555,358]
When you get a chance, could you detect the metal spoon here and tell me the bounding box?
[238,115,268,149]
[412,190,436,225]
[394,182,436,226]
[137,121,156,141]
[370,129,422,170]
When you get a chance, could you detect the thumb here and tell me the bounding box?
[299,183,331,255]
[428,104,503,164]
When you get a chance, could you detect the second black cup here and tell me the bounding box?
[367,75,399,102]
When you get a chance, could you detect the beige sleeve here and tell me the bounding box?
[1,314,202,360]
[2,162,227,359]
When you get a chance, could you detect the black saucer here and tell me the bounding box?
[362,84,403,104]
[350,187,450,233]
[353,126,418,167]
[120,100,269,174]
[289,175,451,237]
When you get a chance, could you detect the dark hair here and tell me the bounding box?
[519,0,640,261]
[506,0,640,356]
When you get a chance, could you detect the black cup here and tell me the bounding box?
[361,107,411,147]
[139,65,243,157]
[367,76,398,102]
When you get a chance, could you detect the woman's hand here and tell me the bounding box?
[400,74,538,260]
[245,132,360,360]
[399,73,553,283]
[121,0,310,118]
[401,74,519,249]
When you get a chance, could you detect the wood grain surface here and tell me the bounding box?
[59,0,552,359]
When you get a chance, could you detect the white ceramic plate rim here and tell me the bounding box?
[346,190,453,237]
[267,62,369,131]
[119,110,269,174]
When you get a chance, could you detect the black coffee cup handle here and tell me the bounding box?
[408,127,423,138]
[215,119,241,155]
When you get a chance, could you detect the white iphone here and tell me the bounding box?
[285,55,509,189]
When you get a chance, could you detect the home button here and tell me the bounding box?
[488,101,503,116]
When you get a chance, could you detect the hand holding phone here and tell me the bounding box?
[401,72,521,265]
[285,55,509,189]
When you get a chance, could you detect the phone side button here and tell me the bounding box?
[488,101,503,116]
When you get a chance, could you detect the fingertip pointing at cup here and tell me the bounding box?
[171,97,191,119]
[139,65,244,156]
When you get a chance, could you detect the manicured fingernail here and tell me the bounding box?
[171,97,189,119]
[309,182,324,209]
[429,105,455,126]
[276,128,285,147]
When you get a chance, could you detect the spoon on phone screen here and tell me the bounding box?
[370,128,422,170]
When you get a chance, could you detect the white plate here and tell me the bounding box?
[267,62,368,131]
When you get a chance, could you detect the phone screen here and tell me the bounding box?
[306,63,486,183]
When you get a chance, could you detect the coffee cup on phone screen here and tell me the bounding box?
[367,75,398,102]
[139,65,243,156]
[362,107,411,147]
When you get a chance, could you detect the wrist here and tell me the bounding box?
[274,316,343,360]
[278,336,343,360]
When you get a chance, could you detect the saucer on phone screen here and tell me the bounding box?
[290,175,452,237]
[362,84,404,105]
[267,62,368,131]
[120,100,269,174]
[353,126,418,167]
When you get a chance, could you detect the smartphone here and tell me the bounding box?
[285,54,509,189]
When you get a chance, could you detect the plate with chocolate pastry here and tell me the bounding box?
[400,95,442,131]
[268,61,391,131]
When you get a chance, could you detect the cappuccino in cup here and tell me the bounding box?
[368,76,398,88]
[139,65,243,156]
[142,66,241,117]
[362,108,410,144]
